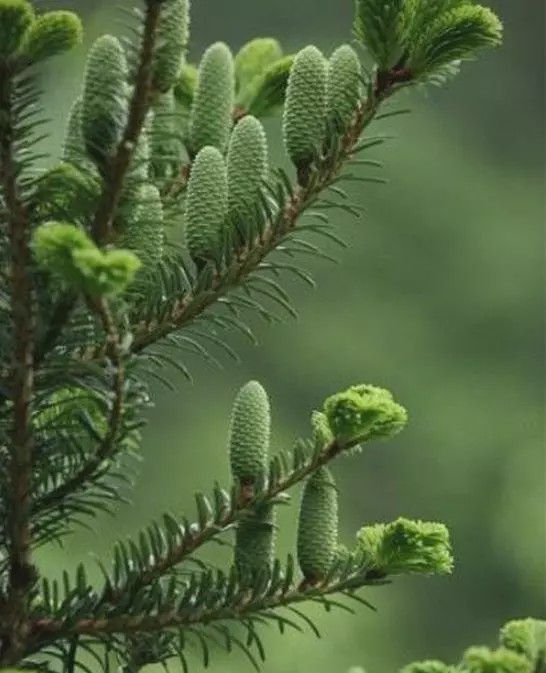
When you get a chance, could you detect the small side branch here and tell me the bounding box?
[0,64,36,663]
[91,0,162,244]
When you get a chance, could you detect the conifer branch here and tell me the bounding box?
[91,0,163,244]
[0,62,37,664]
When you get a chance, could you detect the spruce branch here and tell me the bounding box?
[91,0,163,244]
[0,61,37,664]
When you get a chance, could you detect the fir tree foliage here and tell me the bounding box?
[0,0,504,669]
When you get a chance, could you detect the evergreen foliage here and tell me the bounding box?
[0,0,508,670]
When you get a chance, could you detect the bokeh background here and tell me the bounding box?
[36,1,544,672]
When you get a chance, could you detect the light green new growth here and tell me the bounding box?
[235,504,276,578]
[297,467,339,581]
[235,37,283,97]
[33,222,140,296]
[356,518,453,576]
[227,115,268,229]
[408,4,503,75]
[153,0,189,93]
[0,0,34,57]
[184,145,228,263]
[150,90,179,176]
[354,0,412,70]
[327,44,361,130]
[323,384,408,447]
[228,380,270,486]
[188,42,234,156]
[122,184,164,270]
[500,619,546,662]
[462,647,532,673]
[81,35,128,167]
[20,10,82,62]
[174,62,198,109]
[239,54,295,117]
[400,662,455,673]
[283,45,327,173]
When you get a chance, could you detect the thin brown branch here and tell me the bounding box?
[91,0,163,244]
[30,568,379,639]
[0,64,37,664]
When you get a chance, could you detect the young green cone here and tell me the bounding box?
[184,145,228,265]
[121,184,164,270]
[282,45,327,181]
[188,42,234,156]
[327,44,361,131]
[150,90,180,177]
[152,0,190,93]
[297,466,338,582]
[226,115,268,235]
[228,380,271,488]
[81,35,128,168]
[235,504,276,579]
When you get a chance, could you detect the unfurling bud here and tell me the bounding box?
[235,503,275,579]
[327,44,361,131]
[228,381,270,488]
[152,0,190,93]
[297,467,338,582]
[81,35,128,167]
[227,115,268,235]
[356,518,453,576]
[21,10,82,62]
[500,619,546,663]
[184,145,228,264]
[235,38,282,97]
[0,0,34,57]
[323,384,407,447]
[239,54,294,118]
[461,648,531,673]
[282,45,327,178]
[188,42,234,156]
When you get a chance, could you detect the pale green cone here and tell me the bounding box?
[327,44,361,131]
[297,466,338,581]
[235,503,276,579]
[228,380,270,487]
[184,145,228,264]
[152,0,190,93]
[188,42,235,156]
[121,184,164,270]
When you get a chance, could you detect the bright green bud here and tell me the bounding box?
[297,467,339,582]
[311,410,334,451]
[0,0,34,57]
[235,503,275,579]
[500,619,546,662]
[240,54,294,118]
[122,184,164,269]
[153,0,189,93]
[33,162,99,223]
[327,45,361,131]
[324,384,407,447]
[188,42,234,156]
[408,4,503,76]
[72,247,141,297]
[283,45,327,174]
[228,381,270,486]
[21,10,82,62]
[356,518,453,576]
[227,115,268,231]
[185,145,228,264]
[400,662,455,673]
[462,648,532,673]
[33,222,140,296]
[235,38,283,95]
[81,35,128,167]
[173,63,198,109]
[354,0,412,70]
[150,90,180,176]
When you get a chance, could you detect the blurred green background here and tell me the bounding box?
[36,1,544,672]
